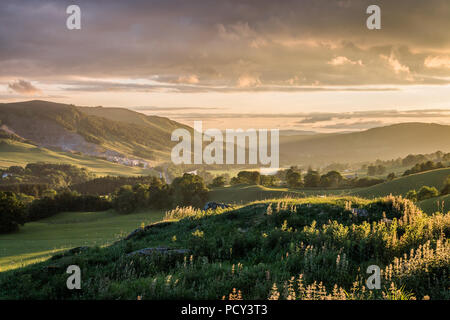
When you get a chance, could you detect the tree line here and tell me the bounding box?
[0,173,209,234]
[221,167,384,189]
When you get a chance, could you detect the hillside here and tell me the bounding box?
[2,101,450,168]
[418,194,450,214]
[0,100,191,163]
[209,184,351,204]
[209,169,450,209]
[279,123,450,166]
[0,196,448,299]
[349,168,450,198]
[209,185,301,204]
[0,139,156,177]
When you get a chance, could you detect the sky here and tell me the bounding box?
[0,0,450,131]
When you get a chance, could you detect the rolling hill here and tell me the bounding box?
[0,139,157,177]
[279,123,450,166]
[349,167,450,198]
[2,100,450,169]
[209,168,450,211]
[1,196,447,299]
[0,100,191,164]
[418,194,450,214]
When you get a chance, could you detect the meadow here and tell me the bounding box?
[0,209,164,272]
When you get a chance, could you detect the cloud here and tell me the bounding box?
[237,75,261,88]
[175,75,199,84]
[296,110,450,124]
[298,115,335,124]
[0,0,449,90]
[424,56,450,69]
[60,78,400,93]
[7,80,41,95]
[131,106,222,111]
[319,120,384,130]
[328,56,363,66]
[380,54,411,75]
[164,109,450,121]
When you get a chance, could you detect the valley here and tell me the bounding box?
[0,100,449,300]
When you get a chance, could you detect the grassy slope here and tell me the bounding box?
[0,100,192,162]
[349,168,450,198]
[209,184,353,204]
[0,139,157,177]
[209,168,450,213]
[0,196,447,299]
[0,209,164,272]
[418,194,450,214]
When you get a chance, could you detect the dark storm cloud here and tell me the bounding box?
[0,0,449,89]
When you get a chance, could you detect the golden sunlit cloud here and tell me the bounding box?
[328,56,363,66]
[424,56,450,69]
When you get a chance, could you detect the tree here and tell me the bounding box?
[171,173,209,207]
[417,186,439,201]
[387,173,396,181]
[210,176,226,188]
[319,171,343,188]
[112,185,137,214]
[304,169,320,188]
[403,161,445,176]
[236,171,260,185]
[148,179,172,209]
[285,167,303,188]
[0,192,26,233]
[368,165,386,176]
[133,183,150,209]
[230,176,241,185]
[352,177,384,188]
[260,175,280,187]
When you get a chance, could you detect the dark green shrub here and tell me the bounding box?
[0,192,26,233]
[417,186,439,201]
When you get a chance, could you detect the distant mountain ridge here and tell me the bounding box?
[1,100,450,167]
[279,122,450,166]
[0,100,191,164]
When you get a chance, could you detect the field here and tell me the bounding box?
[0,209,164,272]
[209,184,352,204]
[209,168,450,213]
[0,139,157,177]
[349,168,450,198]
